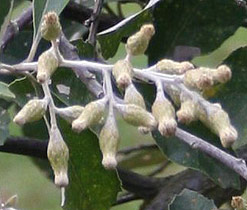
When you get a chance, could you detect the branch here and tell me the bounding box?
[0,137,47,159]
[62,1,122,32]
[87,0,104,51]
[59,34,104,98]
[118,143,157,155]
[175,128,247,181]
[0,137,245,209]
[0,6,32,52]
[113,193,140,206]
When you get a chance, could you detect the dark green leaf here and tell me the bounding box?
[60,120,121,210]
[0,82,15,100]
[0,107,10,145]
[51,67,94,106]
[148,0,246,64]
[9,77,35,106]
[168,189,217,210]
[153,130,240,189]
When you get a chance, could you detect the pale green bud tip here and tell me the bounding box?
[138,126,150,135]
[112,60,133,89]
[177,109,195,124]
[231,196,246,209]
[102,155,117,170]
[13,99,47,125]
[126,24,155,56]
[220,126,238,148]
[71,119,87,133]
[41,11,61,41]
[55,172,69,187]
[216,65,232,83]
[158,119,177,137]
[140,24,155,39]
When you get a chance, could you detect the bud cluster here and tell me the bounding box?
[9,11,239,198]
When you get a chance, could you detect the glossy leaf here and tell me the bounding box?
[60,120,120,210]
[148,0,246,64]
[153,130,240,189]
[0,82,15,101]
[168,189,217,210]
[9,77,35,106]
[51,67,94,106]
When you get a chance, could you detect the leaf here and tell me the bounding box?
[9,77,35,106]
[168,189,217,210]
[33,0,70,38]
[0,0,14,47]
[148,0,246,64]
[0,82,15,100]
[153,130,240,189]
[60,120,120,210]
[192,27,247,68]
[0,107,10,145]
[98,0,160,59]
[51,67,94,106]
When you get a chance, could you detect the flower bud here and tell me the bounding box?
[231,196,247,210]
[152,93,177,137]
[138,126,150,135]
[126,24,155,56]
[117,104,157,130]
[37,49,59,83]
[200,105,238,147]
[56,106,84,123]
[112,60,133,89]
[176,100,197,124]
[184,68,214,90]
[72,99,106,132]
[214,65,232,83]
[47,126,69,187]
[156,59,194,74]
[124,83,146,109]
[99,115,119,170]
[13,98,48,125]
[41,11,61,41]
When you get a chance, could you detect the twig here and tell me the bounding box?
[113,193,140,206]
[1,6,32,52]
[87,0,104,58]
[175,128,247,180]
[148,161,169,177]
[118,143,158,155]
[59,34,104,98]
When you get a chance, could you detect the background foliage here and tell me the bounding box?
[1,0,247,210]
